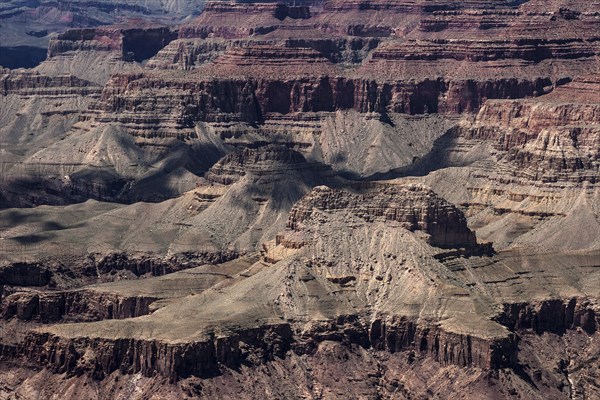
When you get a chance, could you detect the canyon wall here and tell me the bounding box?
[89,72,555,139]
[13,296,597,382]
[1,290,156,323]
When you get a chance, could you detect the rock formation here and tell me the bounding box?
[0,0,599,399]
[286,184,477,248]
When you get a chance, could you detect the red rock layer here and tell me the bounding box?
[463,75,600,182]
[85,71,553,139]
[370,38,600,62]
[0,69,100,97]
[179,2,311,39]
[48,26,177,62]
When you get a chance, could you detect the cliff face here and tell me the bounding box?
[104,0,600,137]
[0,69,100,96]
[0,263,51,287]
[462,75,600,182]
[148,37,381,70]
[18,318,511,383]
[1,290,156,323]
[48,27,178,63]
[20,323,293,382]
[372,38,600,63]
[10,290,597,383]
[0,0,199,71]
[178,2,311,39]
[368,316,518,369]
[497,298,599,335]
[89,72,554,138]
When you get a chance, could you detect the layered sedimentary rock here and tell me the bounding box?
[4,182,596,399]
[0,69,104,206]
[4,0,597,208]
[0,0,204,69]
[147,37,381,70]
[19,323,294,382]
[178,2,311,39]
[1,290,156,323]
[1,1,599,399]
[0,69,100,97]
[37,26,178,84]
[373,38,600,63]
[18,319,516,383]
[387,74,600,258]
[47,27,178,63]
[99,0,600,137]
[286,184,477,248]
[463,75,600,183]
[0,146,337,273]
[88,70,555,138]
[204,145,323,185]
[498,298,599,335]
[8,183,501,380]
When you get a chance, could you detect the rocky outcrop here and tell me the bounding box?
[0,263,51,287]
[287,184,477,248]
[15,315,513,383]
[19,323,293,382]
[149,38,348,71]
[213,45,330,67]
[179,2,311,39]
[47,28,123,57]
[293,315,516,370]
[371,38,600,63]
[47,27,178,63]
[0,69,100,96]
[1,290,156,323]
[0,250,239,294]
[19,299,596,382]
[91,252,239,277]
[368,316,517,369]
[0,0,195,69]
[147,39,231,70]
[323,0,529,12]
[497,298,599,335]
[462,74,600,182]
[89,71,554,140]
[205,145,316,185]
[417,3,600,35]
[7,248,599,387]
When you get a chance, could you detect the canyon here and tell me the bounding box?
[0,0,599,399]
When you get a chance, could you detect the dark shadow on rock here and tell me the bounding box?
[364,126,464,181]
[0,46,47,69]
[10,233,51,245]
[0,210,32,227]
[41,221,67,231]
[0,142,228,208]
